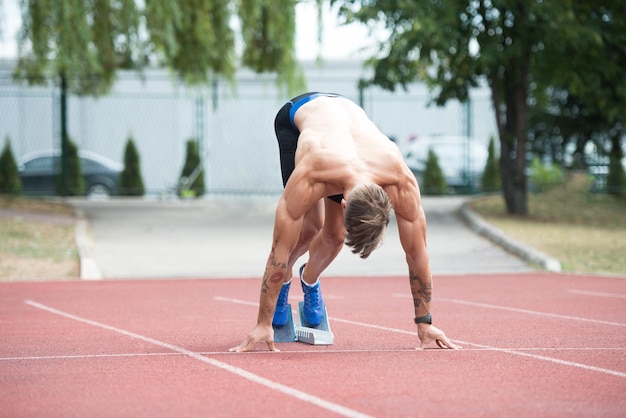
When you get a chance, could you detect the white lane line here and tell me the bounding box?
[331,318,626,379]
[214,296,257,307]
[24,300,372,418]
[568,289,626,299]
[3,347,626,362]
[452,339,626,379]
[215,296,626,379]
[392,294,626,327]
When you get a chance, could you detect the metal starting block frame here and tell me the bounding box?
[272,303,334,345]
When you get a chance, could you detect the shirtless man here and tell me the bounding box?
[229,92,460,352]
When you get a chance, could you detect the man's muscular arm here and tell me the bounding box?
[229,196,303,353]
[396,205,461,350]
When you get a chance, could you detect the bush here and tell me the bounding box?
[529,158,564,193]
[606,154,626,195]
[119,136,145,196]
[56,136,85,196]
[0,137,22,195]
[179,139,205,197]
[422,148,448,195]
[481,135,501,192]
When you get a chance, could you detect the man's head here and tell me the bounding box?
[343,184,392,259]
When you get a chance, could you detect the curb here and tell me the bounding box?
[459,203,562,272]
[74,209,103,280]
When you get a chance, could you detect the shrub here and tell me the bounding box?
[179,139,205,197]
[0,137,22,195]
[606,153,626,195]
[56,136,85,196]
[529,157,564,193]
[119,136,145,196]
[481,135,501,192]
[422,148,448,195]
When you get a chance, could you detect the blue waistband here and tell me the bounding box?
[288,93,340,129]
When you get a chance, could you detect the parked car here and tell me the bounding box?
[402,135,488,192]
[18,150,123,196]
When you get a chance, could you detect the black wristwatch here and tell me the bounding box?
[414,313,432,325]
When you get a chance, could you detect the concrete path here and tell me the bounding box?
[70,195,533,280]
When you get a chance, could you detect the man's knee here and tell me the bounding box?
[300,223,321,244]
[321,227,346,250]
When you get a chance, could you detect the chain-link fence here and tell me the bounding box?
[1,60,497,196]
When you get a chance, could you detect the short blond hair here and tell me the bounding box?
[344,184,392,259]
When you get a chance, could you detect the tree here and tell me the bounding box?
[0,137,22,196]
[55,136,84,196]
[119,137,145,196]
[481,136,500,192]
[13,0,303,195]
[422,149,447,196]
[528,2,626,192]
[332,0,623,215]
[179,139,205,198]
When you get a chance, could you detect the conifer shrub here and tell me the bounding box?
[481,135,501,192]
[0,137,22,195]
[529,158,564,193]
[422,148,448,195]
[179,139,205,198]
[119,136,145,196]
[606,153,626,195]
[56,136,85,196]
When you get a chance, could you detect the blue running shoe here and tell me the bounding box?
[272,281,291,327]
[299,264,325,326]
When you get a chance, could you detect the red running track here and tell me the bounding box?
[1,272,625,417]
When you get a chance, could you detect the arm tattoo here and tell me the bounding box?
[409,269,432,307]
[262,257,288,293]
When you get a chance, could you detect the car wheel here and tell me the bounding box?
[87,184,111,198]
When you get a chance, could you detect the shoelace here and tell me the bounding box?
[304,284,320,310]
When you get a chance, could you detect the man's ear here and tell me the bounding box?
[341,198,347,209]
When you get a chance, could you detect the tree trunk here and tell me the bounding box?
[490,58,530,215]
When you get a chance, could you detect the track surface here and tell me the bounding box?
[2,272,625,417]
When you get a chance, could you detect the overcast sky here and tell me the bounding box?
[0,1,375,61]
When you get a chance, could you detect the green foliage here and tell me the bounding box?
[528,1,626,170]
[146,0,235,85]
[481,136,501,192]
[0,137,22,196]
[179,139,205,198]
[15,0,143,95]
[333,0,626,216]
[422,149,447,196]
[16,0,303,93]
[119,137,145,196]
[529,158,564,193]
[239,0,304,93]
[55,136,84,196]
[606,154,626,195]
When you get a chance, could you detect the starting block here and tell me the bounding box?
[272,303,334,345]
[294,301,334,345]
[272,304,297,342]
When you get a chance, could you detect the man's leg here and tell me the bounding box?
[301,198,345,284]
[297,198,344,326]
[287,199,324,277]
[272,200,323,327]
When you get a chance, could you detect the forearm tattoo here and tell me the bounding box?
[262,257,288,293]
[409,269,432,308]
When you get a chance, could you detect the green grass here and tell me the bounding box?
[0,196,79,280]
[469,173,626,275]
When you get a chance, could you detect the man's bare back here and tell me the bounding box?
[288,96,420,221]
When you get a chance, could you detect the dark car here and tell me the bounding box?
[19,151,123,197]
